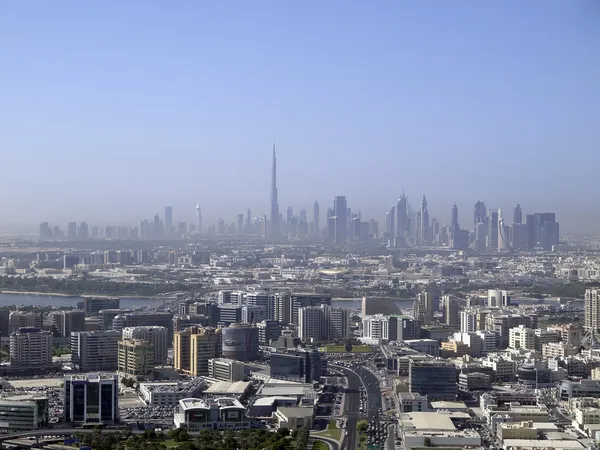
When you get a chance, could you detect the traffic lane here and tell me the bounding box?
[335,366,362,450]
[354,366,382,420]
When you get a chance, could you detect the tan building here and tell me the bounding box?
[441,341,470,358]
[543,342,578,359]
[174,326,221,376]
[118,339,154,379]
[547,324,583,348]
[509,325,535,350]
[497,421,538,442]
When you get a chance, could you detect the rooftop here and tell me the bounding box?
[276,407,314,418]
[204,380,250,395]
[430,401,468,410]
[399,412,460,431]
[502,439,584,449]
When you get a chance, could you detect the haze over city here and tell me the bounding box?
[1,1,599,233]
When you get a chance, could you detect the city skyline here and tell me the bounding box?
[1,2,598,234]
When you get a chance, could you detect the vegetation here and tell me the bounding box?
[356,420,369,433]
[74,427,294,450]
[0,275,193,297]
[295,426,310,450]
[315,419,342,440]
[320,345,374,353]
[121,377,136,388]
[53,346,71,356]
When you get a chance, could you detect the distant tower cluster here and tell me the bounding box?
[196,204,202,233]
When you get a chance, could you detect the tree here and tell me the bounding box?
[356,420,369,433]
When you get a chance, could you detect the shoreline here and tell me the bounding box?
[0,291,155,299]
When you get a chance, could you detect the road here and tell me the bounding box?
[333,366,363,450]
[312,435,341,450]
[353,365,383,421]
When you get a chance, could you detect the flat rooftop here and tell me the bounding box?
[259,383,314,397]
[399,412,462,431]
[204,380,250,395]
[276,407,314,418]
[502,439,584,449]
[430,401,468,410]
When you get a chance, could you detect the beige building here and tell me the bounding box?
[174,326,221,375]
[496,421,538,442]
[585,289,600,331]
[274,407,314,430]
[208,358,245,382]
[543,342,578,359]
[10,328,53,368]
[118,339,154,379]
[547,324,583,348]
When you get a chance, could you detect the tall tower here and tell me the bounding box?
[196,204,202,232]
[421,195,430,245]
[451,203,459,232]
[270,143,280,239]
[165,206,172,236]
[513,204,522,224]
[333,196,348,245]
[313,201,320,236]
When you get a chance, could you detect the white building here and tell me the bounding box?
[139,380,205,406]
[0,395,47,431]
[208,358,245,382]
[71,330,121,372]
[509,325,535,350]
[482,357,517,381]
[362,315,389,341]
[488,289,510,308]
[460,310,476,333]
[122,326,168,365]
[174,397,249,431]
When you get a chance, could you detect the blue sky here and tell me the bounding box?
[1,1,598,233]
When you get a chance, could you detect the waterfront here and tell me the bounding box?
[0,293,165,309]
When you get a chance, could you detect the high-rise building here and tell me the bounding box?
[78,222,89,239]
[122,326,168,365]
[53,310,86,338]
[257,320,282,345]
[67,222,77,239]
[396,193,408,243]
[64,373,118,425]
[221,324,258,362]
[513,204,522,224]
[488,209,499,249]
[70,330,121,372]
[313,201,320,236]
[474,201,487,226]
[329,307,350,341]
[442,295,459,326]
[289,293,332,325]
[9,311,43,335]
[333,196,348,245]
[165,206,173,235]
[413,292,434,325]
[270,143,280,239]
[270,348,324,383]
[451,203,459,232]
[298,306,328,341]
[196,204,202,232]
[585,289,600,332]
[420,195,430,245]
[118,339,154,379]
[488,289,510,308]
[361,297,397,318]
[498,208,511,251]
[460,310,477,333]
[362,315,390,341]
[10,328,53,368]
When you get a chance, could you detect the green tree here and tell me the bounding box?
[356,420,369,433]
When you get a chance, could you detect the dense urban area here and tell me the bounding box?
[0,184,599,450]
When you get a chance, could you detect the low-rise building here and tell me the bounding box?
[458,372,491,392]
[497,421,538,442]
[174,398,250,431]
[208,358,245,382]
[274,407,314,429]
[543,342,578,359]
[397,392,429,413]
[0,394,48,432]
[139,380,205,406]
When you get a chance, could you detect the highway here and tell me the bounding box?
[333,365,363,450]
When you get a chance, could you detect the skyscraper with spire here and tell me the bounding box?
[421,195,430,245]
[270,143,280,239]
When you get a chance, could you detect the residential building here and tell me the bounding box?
[52,310,86,337]
[509,325,535,350]
[118,339,154,379]
[122,326,168,365]
[10,327,53,368]
[8,311,43,335]
[362,315,389,341]
[83,297,120,316]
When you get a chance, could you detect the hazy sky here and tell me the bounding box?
[1,1,599,233]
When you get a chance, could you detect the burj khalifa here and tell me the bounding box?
[270,143,280,239]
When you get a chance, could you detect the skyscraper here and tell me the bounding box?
[421,195,430,245]
[474,201,487,226]
[396,193,408,242]
[196,204,202,232]
[513,204,522,224]
[451,203,459,232]
[313,201,320,236]
[165,206,172,236]
[488,209,499,249]
[270,143,280,239]
[333,196,348,245]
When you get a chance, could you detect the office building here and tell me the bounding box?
[413,292,434,325]
[513,204,522,224]
[442,295,459,326]
[218,305,243,325]
[388,316,420,341]
[270,348,324,383]
[174,326,222,376]
[313,201,320,235]
[0,395,48,432]
[256,320,282,345]
[474,201,487,226]
[9,311,43,335]
[118,339,154,379]
[98,309,130,331]
[298,305,329,342]
[63,373,118,425]
[461,310,477,333]
[53,310,86,337]
[329,307,350,340]
[118,313,173,341]
[122,325,168,365]
[221,324,258,362]
[361,296,397,318]
[409,360,457,401]
[71,330,121,372]
[208,358,245,382]
[362,315,389,341]
[289,293,332,325]
[83,297,120,316]
[487,209,499,249]
[165,206,173,235]
[10,328,53,368]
